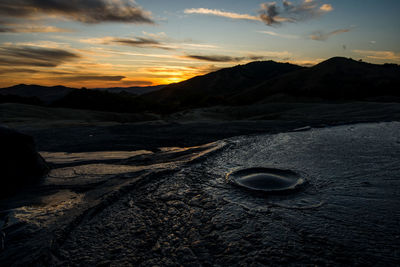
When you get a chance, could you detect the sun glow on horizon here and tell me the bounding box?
[0,0,399,88]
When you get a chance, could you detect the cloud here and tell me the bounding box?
[96,49,180,60]
[0,0,154,24]
[0,45,80,67]
[121,80,153,86]
[320,4,333,12]
[112,37,173,50]
[83,36,173,50]
[257,30,299,39]
[142,31,168,39]
[184,54,247,62]
[259,2,288,25]
[58,75,126,82]
[0,24,73,33]
[310,28,350,41]
[0,68,39,74]
[183,50,293,63]
[259,0,333,26]
[83,34,219,51]
[183,54,271,63]
[180,43,219,50]
[353,50,400,61]
[184,1,333,26]
[184,8,260,21]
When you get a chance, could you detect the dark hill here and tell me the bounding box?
[1,57,399,114]
[0,84,74,103]
[0,84,165,107]
[229,57,400,104]
[141,57,400,113]
[51,89,146,113]
[140,61,303,112]
[93,85,166,95]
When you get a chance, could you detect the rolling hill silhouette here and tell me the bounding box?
[0,84,74,104]
[1,57,399,114]
[93,85,166,95]
[142,57,400,111]
[229,57,400,104]
[0,84,164,103]
[51,89,146,113]
[140,60,302,112]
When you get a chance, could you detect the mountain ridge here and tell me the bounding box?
[0,84,166,103]
[140,57,400,111]
[140,60,303,112]
[1,57,399,114]
[0,84,74,103]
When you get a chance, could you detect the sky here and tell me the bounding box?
[0,0,399,88]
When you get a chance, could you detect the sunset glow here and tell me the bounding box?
[0,0,399,88]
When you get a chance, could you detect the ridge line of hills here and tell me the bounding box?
[1,57,399,114]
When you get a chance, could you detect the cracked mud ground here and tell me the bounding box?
[1,122,400,266]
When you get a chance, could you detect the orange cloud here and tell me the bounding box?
[353,50,400,62]
[310,28,350,41]
[0,44,80,67]
[0,24,74,33]
[320,4,333,12]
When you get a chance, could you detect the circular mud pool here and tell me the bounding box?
[227,167,305,194]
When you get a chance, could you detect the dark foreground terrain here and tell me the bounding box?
[0,101,400,266]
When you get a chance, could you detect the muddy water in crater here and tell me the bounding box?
[205,122,400,208]
[227,167,305,193]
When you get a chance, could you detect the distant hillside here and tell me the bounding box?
[140,57,400,112]
[93,85,166,95]
[229,57,400,104]
[0,84,166,106]
[1,57,399,114]
[140,61,303,112]
[51,89,146,113]
[0,84,74,103]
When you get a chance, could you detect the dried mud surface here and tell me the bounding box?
[1,122,399,266]
[1,102,400,266]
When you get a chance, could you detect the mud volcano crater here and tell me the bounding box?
[227,167,305,194]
